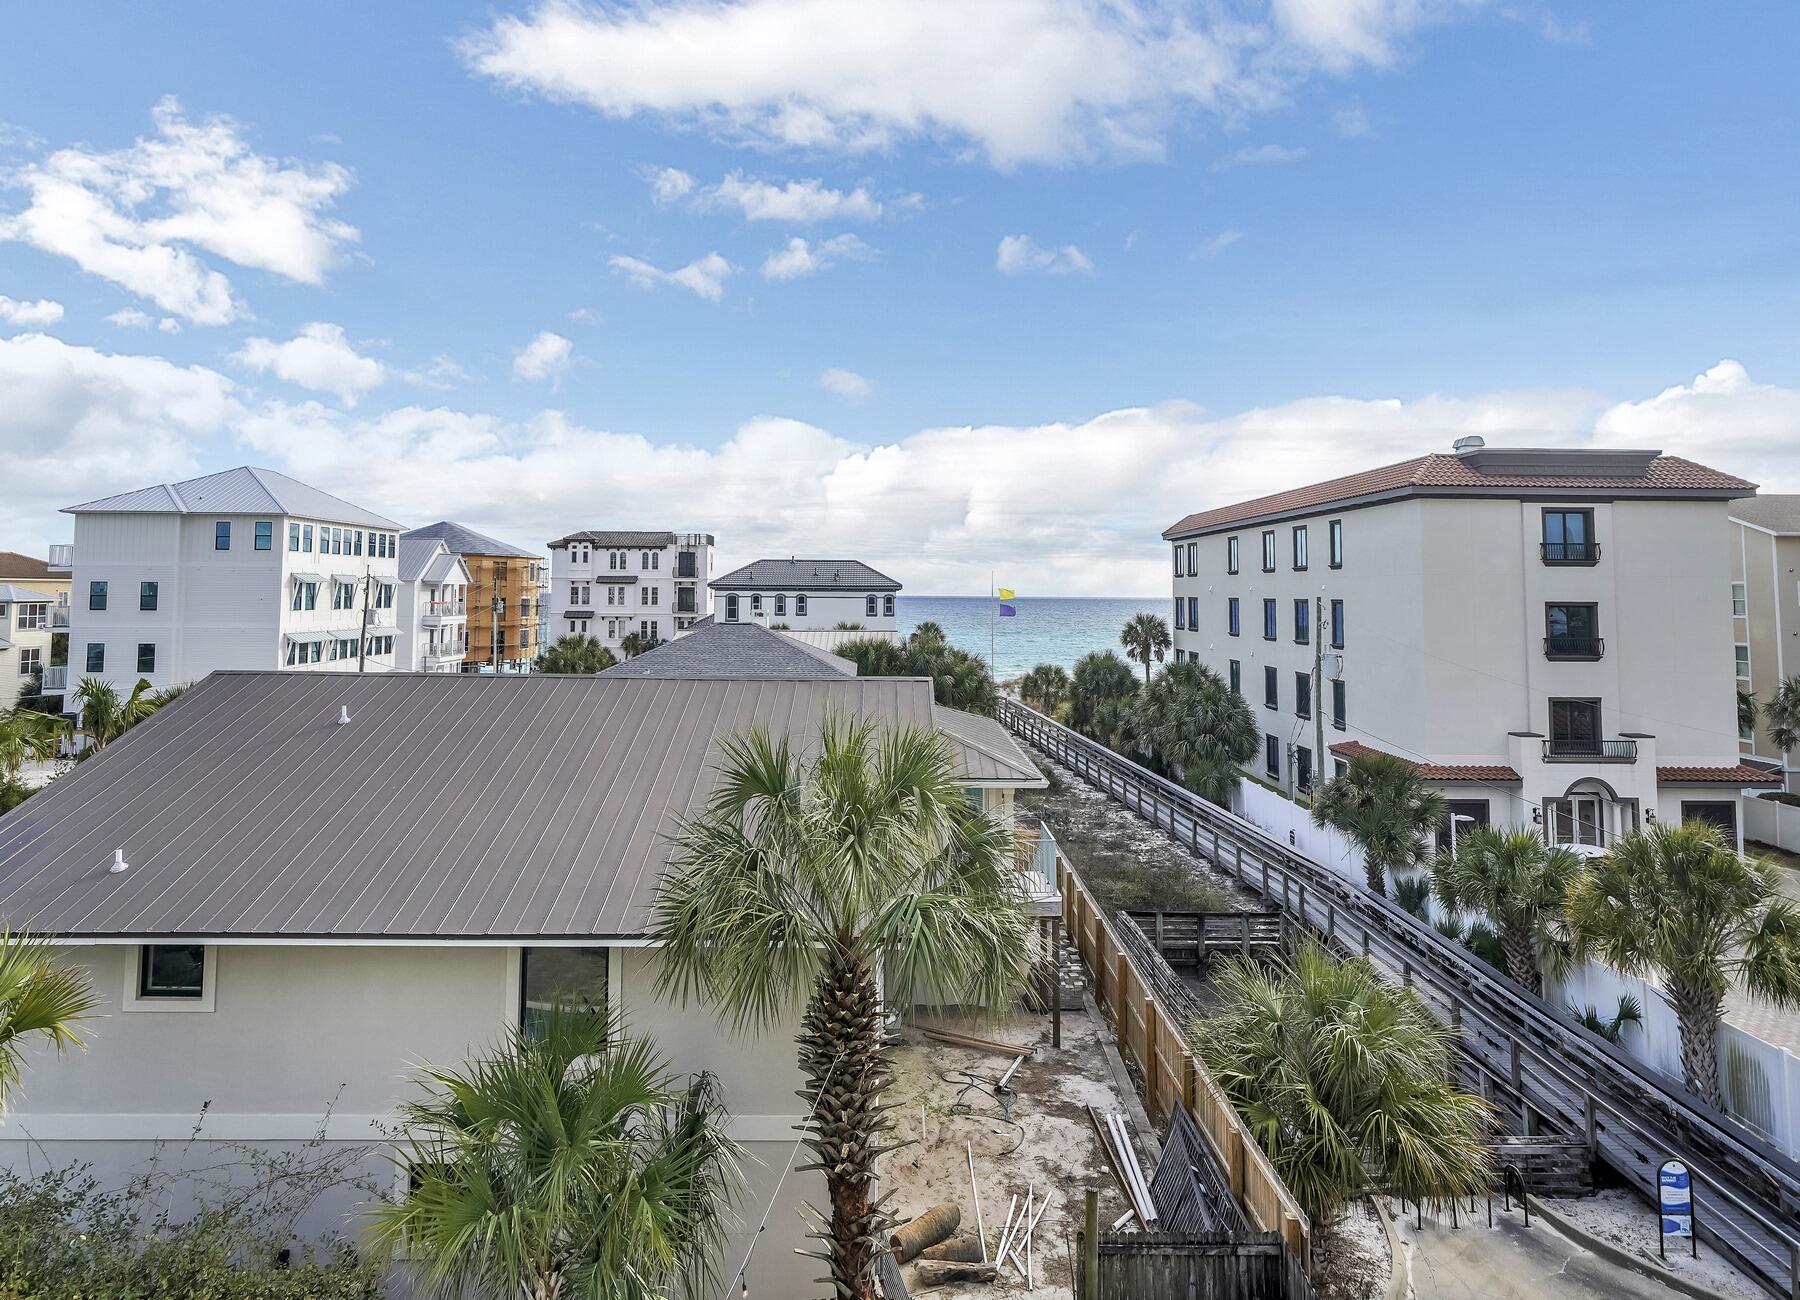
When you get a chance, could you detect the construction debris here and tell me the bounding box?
[1088,1106,1159,1231]
[919,1233,984,1262]
[915,1261,999,1285]
[890,1202,961,1264]
[920,1025,1036,1057]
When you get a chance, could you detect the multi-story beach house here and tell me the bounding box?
[710,558,901,631]
[546,530,715,650]
[0,552,70,710]
[401,522,548,674]
[395,537,472,673]
[1728,496,1800,790]
[1164,439,1777,848]
[51,468,404,701]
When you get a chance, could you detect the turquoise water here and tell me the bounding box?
[898,596,1165,680]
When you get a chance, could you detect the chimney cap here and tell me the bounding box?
[1452,435,1486,455]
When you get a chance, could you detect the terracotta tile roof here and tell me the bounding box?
[0,551,56,581]
[1656,763,1782,786]
[1163,453,1755,538]
[1328,739,1521,784]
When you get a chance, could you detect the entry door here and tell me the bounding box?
[1550,796,1605,846]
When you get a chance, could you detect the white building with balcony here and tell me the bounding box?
[396,538,471,673]
[53,467,405,699]
[710,559,901,631]
[1164,440,1777,849]
[546,531,715,651]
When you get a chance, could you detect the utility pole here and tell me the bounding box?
[357,571,373,672]
[1313,594,1326,796]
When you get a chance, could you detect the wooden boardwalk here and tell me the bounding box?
[1124,909,1283,967]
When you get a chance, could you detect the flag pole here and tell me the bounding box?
[989,570,996,679]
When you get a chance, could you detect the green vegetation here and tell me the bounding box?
[837,626,998,715]
[1119,612,1171,685]
[0,931,97,1107]
[1196,942,1493,1224]
[1019,662,1070,714]
[1432,826,1580,994]
[1565,820,1800,1107]
[1310,751,1445,898]
[617,630,659,660]
[1067,649,1138,747]
[0,710,62,814]
[372,1006,734,1300]
[1122,661,1258,805]
[1568,995,1644,1046]
[536,633,618,674]
[1763,675,1800,751]
[70,676,181,757]
[650,719,1032,1300]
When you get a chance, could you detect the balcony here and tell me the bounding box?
[421,600,466,623]
[51,608,69,628]
[1540,541,1601,565]
[41,665,67,692]
[46,544,72,572]
[1544,635,1604,661]
[1543,737,1637,763]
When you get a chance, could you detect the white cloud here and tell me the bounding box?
[106,308,154,328]
[233,322,387,404]
[610,251,735,300]
[817,367,873,400]
[996,235,1094,276]
[0,97,357,324]
[461,0,1471,167]
[761,234,871,280]
[0,295,64,326]
[1218,143,1310,168]
[1195,229,1243,259]
[512,330,574,381]
[157,317,182,334]
[700,173,885,222]
[644,165,695,203]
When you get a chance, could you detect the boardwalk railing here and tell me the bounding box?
[1003,699,1800,1299]
[1056,845,1310,1261]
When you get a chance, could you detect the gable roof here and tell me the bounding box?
[0,584,55,604]
[0,670,1037,941]
[711,559,901,592]
[0,552,57,582]
[932,706,1044,784]
[65,467,404,531]
[402,520,541,560]
[1730,495,1800,535]
[1164,450,1755,539]
[604,621,856,678]
[549,530,679,549]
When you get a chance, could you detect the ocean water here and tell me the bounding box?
[898,595,1165,680]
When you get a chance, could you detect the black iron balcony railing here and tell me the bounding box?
[1543,737,1637,762]
[1540,540,1601,564]
[1544,635,1604,660]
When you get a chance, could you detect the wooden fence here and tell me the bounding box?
[1082,1232,1316,1300]
[1057,853,1311,1262]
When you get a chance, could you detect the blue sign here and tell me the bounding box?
[1659,1160,1692,1239]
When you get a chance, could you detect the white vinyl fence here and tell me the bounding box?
[1744,795,1800,856]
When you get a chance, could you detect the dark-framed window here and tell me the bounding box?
[1228,659,1241,694]
[85,642,104,673]
[1292,525,1308,571]
[1187,596,1198,629]
[520,947,608,1037]
[1263,664,1278,709]
[796,594,807,617]
[136,642,155,673]
[1174,598,1185,630]
[254,521,273,551]
[776,594,787,617]
[89,580,107,611]
[1293,599,1310,645]
[1681,801,1738,837]
[214,521,231,550]
[1226,536,1240,575]
[1328,519,1343,568]
[1262,598,1277,640]
[1548,698,1602,756]
[1331,678,1346,729]
[883,594,894,617]
[1227,597,1240,637]
[1265,734,1281,779]
[1261,530,1276,572]
[139,944,204,998]
[1173,544,1184,577]
[1295,671,1311,719]
[1295,745,1313,793]
[1186,542,1196,573]
[1545,602,1602,659]
[140,581,158,611]
[725,593,739,621]
[1542,508,1597,564]
[1439,800,1492,850]
[1330,599,1344,649]
[866,594,878,617]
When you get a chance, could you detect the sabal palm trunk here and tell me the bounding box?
[1499,925,1541,995]
[1672,985,1725,1109]
[798,949,892,1300]
[1364,858,1387,898]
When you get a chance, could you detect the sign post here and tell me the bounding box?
[1657,1159,1696,1261]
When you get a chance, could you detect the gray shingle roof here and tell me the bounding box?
[711,559,901,592]
[549,530,680,549]
[0,553,57,582]
[0,670,1034,940]
[403,521,542,560]
[605,622,855,678]
[65,467,404,530]
[1730,495,1800,535]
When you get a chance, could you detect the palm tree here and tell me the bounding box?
[0,931,100,1107]
[538,633,618,674]
[837,635,999,717]
[1021,663,1070,714]
[71,677,175,756]
[1068,650,1138,738]
[1119,613,1171,685]
[1195,941,1492,1225]
[833,621,866,631]
[0,709,63,814]
[1764,675,1800,755]
[1432,826,1580,995]
[649,719,1033,1300]
[371,1005,736,1300]
[618,631,656,660]
[1565,820,1800,1108]
[1124,661,1257,805]
[1567,995,1644,1046]
[1739,687,1759,739]
[1311,752,1446,897]
[908,621,947,648]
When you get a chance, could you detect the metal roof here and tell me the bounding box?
[0,670,1036,940]
[1730,495,1800,535]
[396,538,469,585]
[65,467,404,530]
[711,559,901,592]
[778,628,901,652]
[0,584,54,604]
[549,530,679,549]
[604,622,855,678]
[402,521,542,560]
[932,706,1046,785]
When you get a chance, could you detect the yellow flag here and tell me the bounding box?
[998,587,1015,600]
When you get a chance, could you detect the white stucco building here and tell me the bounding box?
[50,468,405,701]
[1164,441,1777,848]
[1728,496,1800,789]
[547,530,715,651]
[395,537,471,672]
[711,558,901,631]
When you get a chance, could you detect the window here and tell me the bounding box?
[19,647,42,677]
[1187,596,1198,629]
[1330,599,1344,649]
[303,524,313,552]
[726,594,739,621]
[1261,530,1276,572]
[1228,659,1241,694]
[750,594,763,615]
[1331,679,1346,729]
[1334,758,1348,780]
[1186,542,1196,574]
[1265,734,1281,779]
[214,521,231,550]
[136,642,155,673]
[1731,582,1747,618]
[1263,665,1278,709]
[1226,536,1240,574]
[1546,603,1602,659]
[1293,599,1310,645]
[254,521,273,551]
[1262,598,1277,640]
[291,580,317,611]
[1542,508,1598,564]
[288,522,301,551]
[1681,801,1738,838]
[776,594,787,617]
[139,581,158,612]
[1292,525,1308,571]
[353,530,363,557]
[796,594,808,617]
[1173,544,1184,577]
[332,581,355,610]
[1295,671,1311,719]
[85,643,104,673]
[519,947,608,1037]
[1548,698,1602,756]
[89,580,107,611]
[1174,598,1186,631]
[375,583,395,610]
[883,594,894,617]
[1227,597,1240,637]
[1439,800,1491,850]
[14,603,45,630]
[1735,643,1750,685]
[866,594,879,618]
[1329,519,1343,568]
[639,620,657,641]
[1295,745,1313,793]
[138,945,206,1000]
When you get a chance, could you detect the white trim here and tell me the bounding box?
[0,1111,808,1144]
[121,943,217,1013]
[1728,516,1797,538]
[503,945,522,1026]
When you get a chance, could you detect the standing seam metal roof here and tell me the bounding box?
[603,622,856,678]
[65,467,404,531]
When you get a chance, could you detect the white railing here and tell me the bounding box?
[46,545,72,570]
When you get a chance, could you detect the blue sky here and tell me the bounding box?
[3,1,1798,593]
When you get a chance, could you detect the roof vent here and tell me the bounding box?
[1452,435,1486,456]
[338,706,352,725]
[108,849,128,875]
